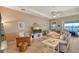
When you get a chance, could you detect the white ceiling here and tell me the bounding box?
[4,6,79,19]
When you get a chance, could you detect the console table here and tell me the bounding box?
[16,36,32,47]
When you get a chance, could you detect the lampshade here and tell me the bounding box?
[0,40,7,50]
[19,31,25,37]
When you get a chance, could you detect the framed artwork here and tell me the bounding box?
[18,22,25,30]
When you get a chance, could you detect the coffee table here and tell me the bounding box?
[42,38,59,52]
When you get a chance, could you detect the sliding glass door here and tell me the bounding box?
[63,21,79,36]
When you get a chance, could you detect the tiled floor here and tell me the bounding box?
[7,38,55,53]
[68,37,79,53]
[6,37,79,53]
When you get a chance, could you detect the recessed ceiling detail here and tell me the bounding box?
[4,6,79,19]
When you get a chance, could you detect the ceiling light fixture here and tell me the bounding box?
[52,15,56,18]
[21,9,26,11]
[51,6,63,18]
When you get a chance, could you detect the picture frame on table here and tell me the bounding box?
[18,22,25,30]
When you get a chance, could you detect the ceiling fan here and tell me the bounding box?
[51,7,64,18]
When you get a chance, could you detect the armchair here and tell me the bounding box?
[59,32,71,53]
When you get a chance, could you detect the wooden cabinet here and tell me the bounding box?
[16,36,32,47]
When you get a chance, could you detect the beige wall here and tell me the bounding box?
[1,6,79,41]
[0,7,49,41]
[0,7,49,33]
[51,14,79,32]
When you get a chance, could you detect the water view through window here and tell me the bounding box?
[64,23,79,32]
[63,21,79,36]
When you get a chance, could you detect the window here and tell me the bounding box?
[51,22,56,31]
[63,21,79,36]
[63,22,79,32]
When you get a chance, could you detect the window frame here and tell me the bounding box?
[63,20,79,32]
[51,22,57,31]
